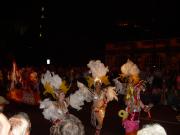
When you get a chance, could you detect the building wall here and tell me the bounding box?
[105,37,180,72]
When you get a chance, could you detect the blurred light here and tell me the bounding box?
[41,7,45,11]
[40,25,42,28]
[39,33,42,37]
[47,59,50,64]
[41,15,45,19]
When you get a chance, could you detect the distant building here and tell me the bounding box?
[105,37,180,72]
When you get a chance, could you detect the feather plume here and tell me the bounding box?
[41,70,62,90]
[113,78,126,95]
[121,59,140,76]
[40,98,65,121]
[87,60,109,79]
[69,81,93,110]
[105,86,118,102]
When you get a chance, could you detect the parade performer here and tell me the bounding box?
[77,60,118,135]
[40,70,87,135]
[117,59,153,135]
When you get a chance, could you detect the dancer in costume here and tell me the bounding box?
[117,59,153,135]
[40,70,87,135]
[77,60,118,135]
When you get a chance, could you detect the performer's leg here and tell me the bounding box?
[95,128,101,135]
[95,110,105,135]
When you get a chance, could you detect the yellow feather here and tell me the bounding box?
[85,76,94,88]
[44,82,56,98]
[126,86,134,100]
[100,76,110,85]
[59,80,70,94]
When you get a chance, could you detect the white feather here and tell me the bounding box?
[69,82,93,110]
[87,60,109,79]
[40,98,65,121]
[105,86,118,102]
[41,70,62,90]
[121,59,140,76]
[113,78,126,95]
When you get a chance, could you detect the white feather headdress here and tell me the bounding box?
[41,70,71,99]
[87,60,109,83]
[41,70,62,90]
[121,59,140,76]
[105,86,118,102]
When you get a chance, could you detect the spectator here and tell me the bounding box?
[0,113,10,135]
[8,112,31,135]
[0,96,9,112]
[167,75,180,112]
[137,123,167,135]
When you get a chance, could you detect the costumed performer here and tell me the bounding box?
[40,70,88,135]
[117,59,153,135]
[77,60,118,135]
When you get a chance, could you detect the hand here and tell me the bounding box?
[143,104,153,112]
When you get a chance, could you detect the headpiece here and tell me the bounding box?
[41,70,70,99]
[120,59,145,100]
[86,60,110,88]
[121,59,140,77]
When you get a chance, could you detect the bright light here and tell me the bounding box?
[41,7,44,11]
[47,59,50,64]
[41,15,45,19]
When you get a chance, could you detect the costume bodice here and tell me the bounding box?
[53,100,68,115]
[125,84,142,113]
[93,91,107,109]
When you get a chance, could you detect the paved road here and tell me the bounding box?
[3,100,180,135]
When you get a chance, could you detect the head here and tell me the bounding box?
[50,116,84,135]
[137,123,167,135]
[29,72,38,83]
[55,90,65,102]
[94,79,102,91]
[0,113,10,135]
[0,96,9,112]
[9,112,31,135]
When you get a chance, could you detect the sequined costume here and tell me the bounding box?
[117,60,153,135]
[78,60,118,135]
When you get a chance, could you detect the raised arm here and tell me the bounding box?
[69,81,93,110]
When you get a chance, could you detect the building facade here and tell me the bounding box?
[105,37,180,72]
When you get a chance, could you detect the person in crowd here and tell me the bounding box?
[137,123,167,135]
[0,113,10,135]
[8,112,31,135]
[167,75,180,112]
[0,96,9,112]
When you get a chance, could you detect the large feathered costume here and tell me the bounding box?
[78,60,118,135]
[118,59,153,135]
[40,70,85,135]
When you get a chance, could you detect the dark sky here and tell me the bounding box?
[0,1,179,66]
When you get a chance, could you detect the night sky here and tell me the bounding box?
[0,1,179,66]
